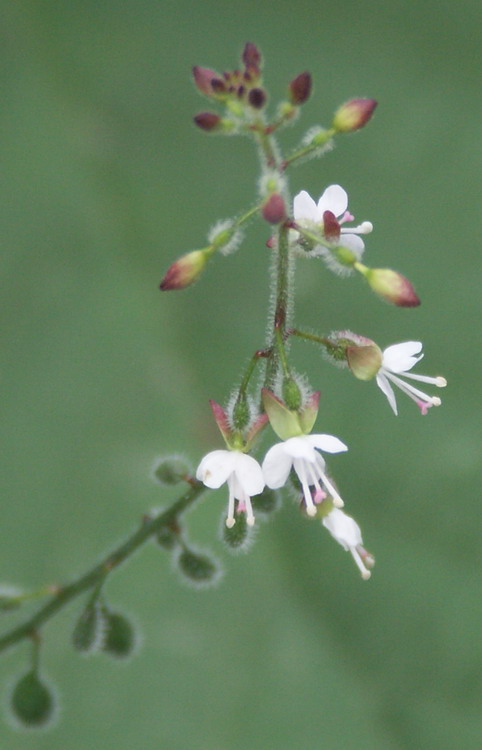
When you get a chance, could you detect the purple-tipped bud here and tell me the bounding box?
[289,71,312,105]
[193,112,222,132]
[262,194,287,224]
[192,66,221,96]
[332,98,378,133]
[242,42,262,69]
[248,87,266,109]
[160,250,207,291]
[322,210,340,241]
[365,268,420,307]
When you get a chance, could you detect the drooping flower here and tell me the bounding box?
[322,507,374,580]
[262,433,348,517]
[375,341,447,415]
[196,450,264,528]
[292,186,373,269]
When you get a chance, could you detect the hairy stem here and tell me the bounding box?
[0,481,206,654]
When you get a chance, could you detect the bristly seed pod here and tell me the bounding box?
[10,670,56,728]
[102,610,136,659]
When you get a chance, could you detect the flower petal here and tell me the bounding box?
[336,233,365,258]
[262,443,294,488]
[382,341,423,373]
[283,435,318,460]
[376,372,398,415]
[322,508,363,550]
[293,190,319,222]
[306,434,348,454]
[232,453,265,496]
[317,185,348,218]
[196,449,235,488]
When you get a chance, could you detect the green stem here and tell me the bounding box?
[265,223,292,389]
[281,128,335,171]
[0,481,206,655]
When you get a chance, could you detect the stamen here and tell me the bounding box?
[401,371,447,387]
[351,547,371,579]
[340,221,373,235]
[244,496,255,526]
[295,459,317,516]
[226,481,236,528]
[385,371,438,408]
[432,396,442,406]
[339,211,354,224]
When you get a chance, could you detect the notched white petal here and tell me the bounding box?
[306,434,348,454]
[196,450,235,488]
[293,190,319,222]
[382,341,423,373]
[262,444,293,488]
[317,184,348,218]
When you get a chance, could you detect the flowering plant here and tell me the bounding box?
[0,42,446,729]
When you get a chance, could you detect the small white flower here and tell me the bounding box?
[293,185,373,259]
[196,450,264,528]
[262,434,348,517]
[376,341,447,415]
[322,508,374,580]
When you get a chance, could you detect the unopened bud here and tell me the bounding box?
[177,549,220,587]
[248,87,266,109]
[242,42,262,70]
[193,112,221,131]
[192,66,221,97]
[153,455,190,486]
[160,249,208,291]
[262,193,286,224]
[332,98,378,133]
[102,610,136,659]
[289,71,312,105]
[11,670,56,728]
[359,265,420,307]
[232,392,250,430]
[346,343,383,380]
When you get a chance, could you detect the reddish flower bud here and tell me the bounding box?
[242,42,262,69]
[193,112,222,131]
[332,98,378,133]
[364,267,420,307]
[192,66,220,96]
[262,194,287,224]
[160,250,207,291]
[322,210,340,241]
[248,87,266,109]
[289,71,312,105]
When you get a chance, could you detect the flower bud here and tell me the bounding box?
[192,66,222,97]
[102,610,136,659]
[262,193,287,224]
[242,42,262,71]
[248,87,267,109]
[362,267,420,307]
[160,249,208,291]
[282,377,302,411]
[10,670,56,728]
[177,548,221,588]
[289,71,312,104]
[153,455,190,486]
[332,98,378,133]
[346,343,383,380]
[72,599,105,654]
[193,112,222,131]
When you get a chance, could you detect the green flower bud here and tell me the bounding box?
[102,611,136,659]
[282,377,302,411]
[10,670,55,728]
[153,455,190,486]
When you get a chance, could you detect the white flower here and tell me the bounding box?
[322,508,374,580]
[196,450,264,528]
[293,185,373,259]
[376,341,447,415]
[262,434,348,517]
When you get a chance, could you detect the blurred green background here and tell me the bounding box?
[1,1,481,747]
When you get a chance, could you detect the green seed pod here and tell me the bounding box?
[156,524,179,550]
[72,600,104,654]
[153,455,190,486]
[10,670,55,728]
[102,611,136,659]
[252,487,280,514]
[223,511,249,550]
[177,549,220,587]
